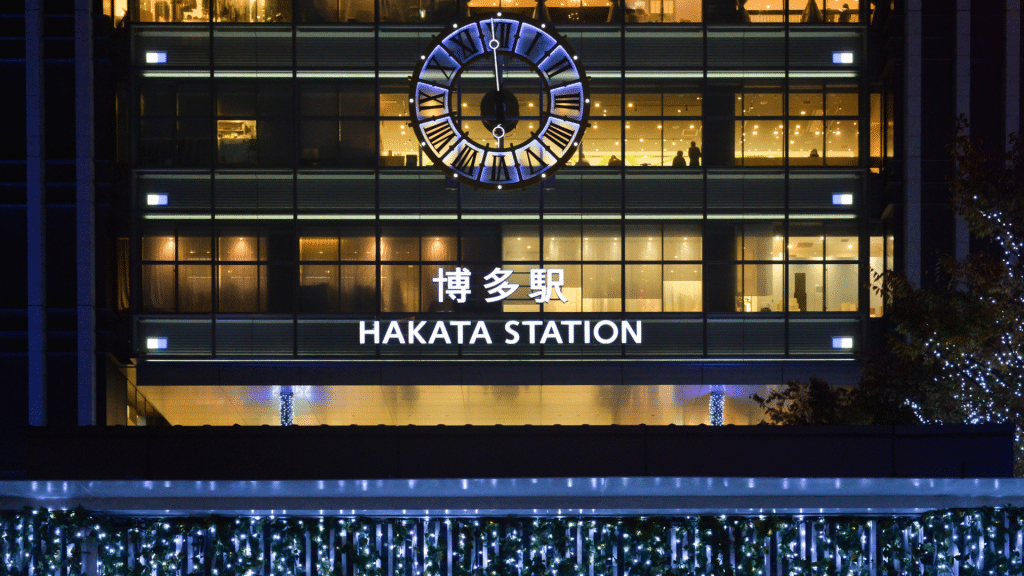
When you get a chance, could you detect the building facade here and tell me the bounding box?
[97,0,897,427]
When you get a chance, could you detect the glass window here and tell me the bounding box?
[142,236,177,261]
[142,264,175,312]
[664,223,701,260]
[625,264,662,312]
[582,264,621,312]
[421,228,458,262]
[788,263,823,312]
[381,264,419,312]
[297,0,373,22]
[789,120,824,164]
[826,263,858,311]
[499,264,540,313]
[788,223,824,260]
[738,90,784,117]
[544,225,582,261]
[625,120,664,166]
[664,264,701,311]
[626,225,662,261]
[826,119,859,165]
[741,222,785,261]
[581,120,622,168]
[582,226,621,261]
[214,0,291,22]
[179,264,213,312]
[869,234,883,317]
[300,264,340,313]
[134,0,209,21]
[825,223,858,260]
[381,228,420,261]
[503,226,540,261]
[739,263,784,312]
[737,120,784,166]
[300,237,340,261]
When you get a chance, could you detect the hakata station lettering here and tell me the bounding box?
[359,320,643,346]
[360,264,642,345]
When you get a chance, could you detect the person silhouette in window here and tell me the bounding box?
[672,150,686,167]
[687,141,702,167]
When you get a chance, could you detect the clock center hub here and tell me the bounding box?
[480,89,520,132]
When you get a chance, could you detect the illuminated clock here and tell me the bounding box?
[409,15,590,190]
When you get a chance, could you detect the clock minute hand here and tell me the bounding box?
[489,19,501,92]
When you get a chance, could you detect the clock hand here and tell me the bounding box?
[489,19,501,92]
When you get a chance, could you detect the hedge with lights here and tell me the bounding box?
[2,508,1023,576]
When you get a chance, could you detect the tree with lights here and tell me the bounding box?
[878,121,1024,474]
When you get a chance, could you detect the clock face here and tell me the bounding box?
[409,15,590,190]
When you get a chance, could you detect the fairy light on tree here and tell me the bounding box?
[880,122,1024,474]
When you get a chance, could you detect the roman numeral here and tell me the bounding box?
[490,154,511,181]
[417,90,446,111]
[542,122,575,150]
[522,32,543,60]
[427,55,455,81]
[553,91,581,113]
[490,21,512,49]
[451,146,479,174]
[523,146,549,175]
[448,29,477,60]
[542,56,574,79]
[423,121,457,153]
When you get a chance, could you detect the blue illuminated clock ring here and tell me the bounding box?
[409,15,591,190]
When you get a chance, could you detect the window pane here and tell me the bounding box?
[826,263,858,311]
[740,264,783,312]
[738,120,784,166]
[869,235,884,317]
[625,120,664,167]
[789,264,823,312]
[788,222,824,260]
[742,222,784,261]
[789,120,824,165]
[142,264,175,312]
[664,264,701,311]
[826,223,858,260]
[740,90,783,116]
[503,225,540,261]
[421,227,457,262]
[789,90,823,117]
[582,225,621,261]
[626,224,662,261]
[583,265,621,312]
[218,235,263,261]
[581,120,622,167]
[218,264,266,313]
[142,236,176,261]
[664,223,702,260]
[381,264,419,312]
[178,235,213,261]
[545,225,582,261]
[826,120,859,166]
[340,265,377,312]
[214,0,291,22]
[826,89,858,115]
[663,120,703,167]
[297,0,373,22]
[300,237,340,261]
[178,264,213,312]
[381,229,419,261]
[341,229,375,261]
[300,264,339,313]
[626,264,662,312]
